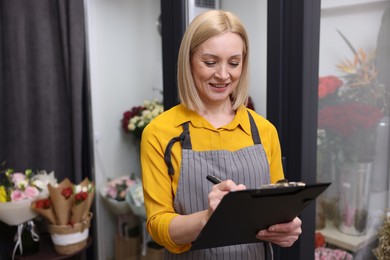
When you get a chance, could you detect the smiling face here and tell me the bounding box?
[190,32,244,109]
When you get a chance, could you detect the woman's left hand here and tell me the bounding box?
[256,217,302,247]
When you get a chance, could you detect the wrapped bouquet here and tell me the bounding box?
[0,169,57,226]
[31,178,95,255]
[100,175,138,216]
[0,169,57,258]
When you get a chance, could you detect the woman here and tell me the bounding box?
[140,10,302,259]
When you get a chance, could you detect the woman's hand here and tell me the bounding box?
[169,179,246,245]
[256,217,302,247]
[207,180,246,218]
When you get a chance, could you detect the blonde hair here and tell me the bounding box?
[177,10,250,112]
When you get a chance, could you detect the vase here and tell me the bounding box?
[370,116,389,192]
[337,162,372,236]
[316,148,338,226]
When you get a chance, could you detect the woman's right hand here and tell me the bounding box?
[207,180,246,218]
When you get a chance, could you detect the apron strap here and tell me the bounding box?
[247,111,262,145]
[164,122,192,175]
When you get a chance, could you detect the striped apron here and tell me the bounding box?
[163,112,272,260]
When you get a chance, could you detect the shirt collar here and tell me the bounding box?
[174,104,251,135]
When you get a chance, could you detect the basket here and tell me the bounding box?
[47,212,92,255]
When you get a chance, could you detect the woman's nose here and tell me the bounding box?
[214,65,229,80]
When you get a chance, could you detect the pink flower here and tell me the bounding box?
[11,173,27,184]
[10,190,26,202]
[106,187,117,199]
[24,186,40,199]
[126,179,136,187]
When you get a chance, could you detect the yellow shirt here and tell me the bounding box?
[140,104,284,253]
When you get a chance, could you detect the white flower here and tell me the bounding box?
[74,185,82,194]
[128,122,136,131]
[32,171,57,195]
[137,121,145,128]
[32,179,45,191]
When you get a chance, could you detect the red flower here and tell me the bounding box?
[121,106,145,133]
[318,76,343,99]
[35,198,51,209]
[61,187,73,199]
[318,102,382,137]
[315,232,325,248]
[75,191,88,205]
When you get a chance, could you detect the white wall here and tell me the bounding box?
[84,0,162,259]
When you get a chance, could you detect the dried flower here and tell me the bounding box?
[336,30,388,112]
[373,211,390,259]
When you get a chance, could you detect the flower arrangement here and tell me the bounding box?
[319,102,382,162]
[317,31,387,163]
[103,175,137,202]
[336,31,387,112]
[121,100,164,140]
[31,178,95,255]
[0,169,57,226]
[31,178,95,225]
[100,175,140,216]
[0,169,56,203]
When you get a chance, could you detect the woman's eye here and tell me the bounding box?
[203,61,216,66]
[229,62,240,67]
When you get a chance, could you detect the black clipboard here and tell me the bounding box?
[191,182,331,250]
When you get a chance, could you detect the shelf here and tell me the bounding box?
[13,234,92,260]
[317,220,377,253]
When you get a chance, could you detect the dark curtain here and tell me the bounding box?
[0,0,93,258]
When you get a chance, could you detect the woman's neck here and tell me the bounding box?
[198,101,235,129]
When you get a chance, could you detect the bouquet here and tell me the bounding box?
[31,177,95,255]
[0,169,57,226]
[121,100,163,140]
[0,168,57,258]
[31,178,95,225]
[101,175,138,216]
[317,31,386,163]
[101,174,143,256]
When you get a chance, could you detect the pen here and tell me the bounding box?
[206,175,222,184]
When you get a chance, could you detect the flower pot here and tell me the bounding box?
[337,162,371,236]
[47,212,92,255]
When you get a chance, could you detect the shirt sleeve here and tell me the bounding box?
[140,119,192,253]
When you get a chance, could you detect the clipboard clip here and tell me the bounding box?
[260,179,306,189]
